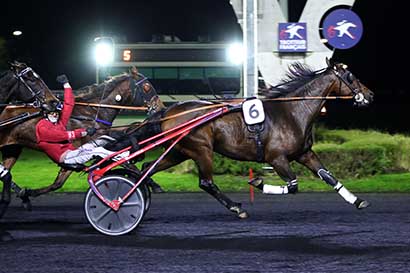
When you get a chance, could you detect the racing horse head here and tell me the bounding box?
[71,68,165,129]
[129,66,165,115]
[324,58,374,107]
[263,58,374,108]
[0,61,49,107]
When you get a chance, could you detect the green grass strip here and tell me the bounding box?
[2,149,410,193]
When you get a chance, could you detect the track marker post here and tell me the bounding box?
[249,168,254,204]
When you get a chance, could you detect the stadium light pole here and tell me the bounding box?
[243,0,258,98]
[94,36,114,84]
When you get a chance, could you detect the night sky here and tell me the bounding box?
[1,0,240,89]
[0,1,407,100]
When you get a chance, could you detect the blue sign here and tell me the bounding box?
[322,9,363,49]
[278,22,307,52]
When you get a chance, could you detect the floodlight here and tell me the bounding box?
[94,38,114,66]
[227,42,244,65]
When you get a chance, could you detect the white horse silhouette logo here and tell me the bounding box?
[284,23,305,39]
[333,20,357,39]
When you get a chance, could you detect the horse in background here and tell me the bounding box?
[0,61,51,112]
[129,59,374,218]
[0,69,165,217]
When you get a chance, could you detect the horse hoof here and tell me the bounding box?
[248,177,264,190]
[238,210,249,219]
[229,205,249,219]
[151,185,165,194]
[17,188,32,198]
[287,184,298,194]
[22,199,32,211]
[355,198,370,210]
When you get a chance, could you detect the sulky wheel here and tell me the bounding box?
[139,183,151,214]
[105,169,151,214]
[84,175,145,236]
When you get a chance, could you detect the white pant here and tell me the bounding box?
[63,143,114,165]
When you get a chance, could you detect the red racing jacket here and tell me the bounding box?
[36,86,86,163]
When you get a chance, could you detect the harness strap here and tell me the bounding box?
[247,123,265,162]
[0,111,42,128]
[95,118,112,126]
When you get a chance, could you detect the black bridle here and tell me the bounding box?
[331,66,368,106]
[13,67,47,107]
[129,73,160,115]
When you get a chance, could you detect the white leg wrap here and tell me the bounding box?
[263,184,289,194]
[334,182,357,204]
[0,164,9,178]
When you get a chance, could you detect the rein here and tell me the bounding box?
[75,102,147,111]
[164,95,353,120]
[126,94,355,132]
[208,95,353,103]
[262,95,353,102]
[3,102,148,111]
[3,102,44,109]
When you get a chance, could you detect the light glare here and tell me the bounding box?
[227,42,244,65]
[95,42,114,66]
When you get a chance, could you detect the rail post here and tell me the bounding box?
[249,168,254,204]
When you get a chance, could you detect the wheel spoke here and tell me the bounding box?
[113,179,121,199]
[95,207,112,222]
[116,210,125,228]
[122,202,142,207]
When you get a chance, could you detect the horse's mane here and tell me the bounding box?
[260,62,319,98]
[0,71,8,79]
[0,70,13,83]
[0,70,16,100]
[75,73,130,101]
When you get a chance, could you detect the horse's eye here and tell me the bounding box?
[142,82,152,93]
[347,73,355,83]
[26,76,36,83]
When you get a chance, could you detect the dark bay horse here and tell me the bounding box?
[0,61,50,111]
[0,71,165,217]
[135,60,374,218]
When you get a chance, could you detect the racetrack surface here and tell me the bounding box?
[1,192,410,273]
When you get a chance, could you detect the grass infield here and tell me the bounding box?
[2,116,409,193]
[2,149,410,193]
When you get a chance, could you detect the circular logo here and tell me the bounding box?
[322,9,363,49]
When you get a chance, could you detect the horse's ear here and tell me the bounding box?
[326,57,336,68]
[130,66,139,79]
[8,61,25,71]
[8,61,18,70]
[326,57,339,70]
[325,57,331,67]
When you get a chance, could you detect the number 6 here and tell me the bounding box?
[249,104,259,119]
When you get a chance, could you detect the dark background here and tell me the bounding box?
[0,0,407,132]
